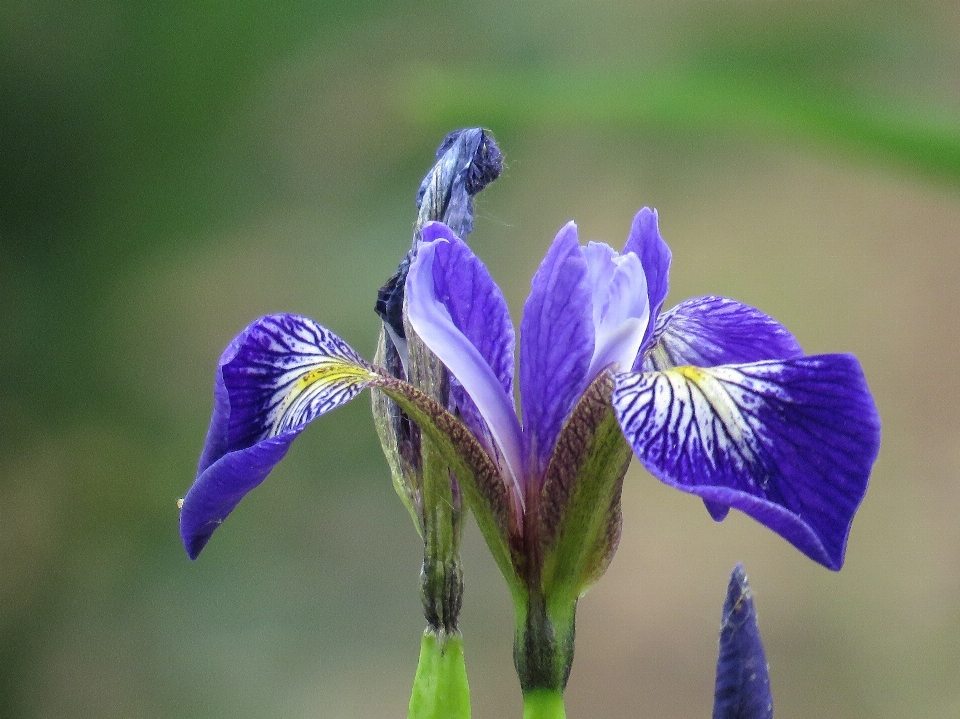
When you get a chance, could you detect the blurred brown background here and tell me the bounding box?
[2,0,959,717]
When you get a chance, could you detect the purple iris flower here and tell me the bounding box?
[403,210,880,573]
[178,205,879,699]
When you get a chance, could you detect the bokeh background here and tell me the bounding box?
[2,1,959,717]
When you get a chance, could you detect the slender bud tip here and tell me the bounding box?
[713,563,774,719]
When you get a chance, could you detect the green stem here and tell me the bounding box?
[408,630,471,719]
[419,433,464,633]
[513,591,577,705]
[522,688,566,719]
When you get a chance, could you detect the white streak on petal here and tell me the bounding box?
[407,240,524,488]
[583,242,650,379]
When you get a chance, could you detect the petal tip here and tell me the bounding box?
[420,221,458,244]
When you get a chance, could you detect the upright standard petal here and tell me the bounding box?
[520,222,595,478]
[420,222,516,450]
[181,314,379,559]
[582,242,650,379]
[643,296,803,372]
[622,207,671,356]
[612,355,881,570]
[713,564,773,719]
[406,228,524,490]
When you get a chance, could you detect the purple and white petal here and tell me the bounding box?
[582,242,650,379]
[613,355,881,570]
[519,221,595,479]
[181,314,378,559]
[642,296,803,372]
[622,207,671,357]
[407,233,524,486]
[419,222,517,460]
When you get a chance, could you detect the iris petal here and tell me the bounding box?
[612,355,881,570]
[520,222,595,478]
[419,222,517,465]
[622,207,671,357]
[643,296,803,371]
[181,314,378,559]
[582,242,650,378]
[407,230,524,488]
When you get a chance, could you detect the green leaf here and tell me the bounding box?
[371,328,424,535]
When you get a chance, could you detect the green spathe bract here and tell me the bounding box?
[408,630,471,719]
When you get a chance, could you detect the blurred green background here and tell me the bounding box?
[2,0,959,717]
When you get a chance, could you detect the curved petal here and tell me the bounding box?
[642,296,803,372]
[419,222,517,462]
[520,221,595,478]
[407,229,524,488]
[181,314,378,559]
[612,355,881,570]
[582,242,650,378]
[622,207,671,359]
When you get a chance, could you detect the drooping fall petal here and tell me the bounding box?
[612,355,881,570]
[182,314,380,559]
[642,296,803,371]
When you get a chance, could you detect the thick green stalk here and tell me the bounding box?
[522,689,566,719]
[419,433,464,633]
[513,593,576,692]
[408,630,471,719]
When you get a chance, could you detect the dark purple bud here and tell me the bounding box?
[415,127,503,240]
[713,564,773,719]
[376,129,502,342]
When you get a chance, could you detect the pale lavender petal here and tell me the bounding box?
[181,314,378,559]
[642,296,803,371]
[613,355,881,570]
[520,221,594,478]
[582,242,650,378]
[407,234,524,486]
[622,207,671,358]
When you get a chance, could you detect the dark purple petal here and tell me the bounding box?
[612,355,881,570]
[520,222,595,479]
[181,433,300,560]
[713,564,773,719]
[181,314,378,559]
[622,207,671,359]
[407,230,524,486]
[642,296,803,371]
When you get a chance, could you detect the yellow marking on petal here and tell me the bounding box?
[271,359,378,435]
[669,365,749,452]
[675,365,707,383]
[295,362,374,389]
